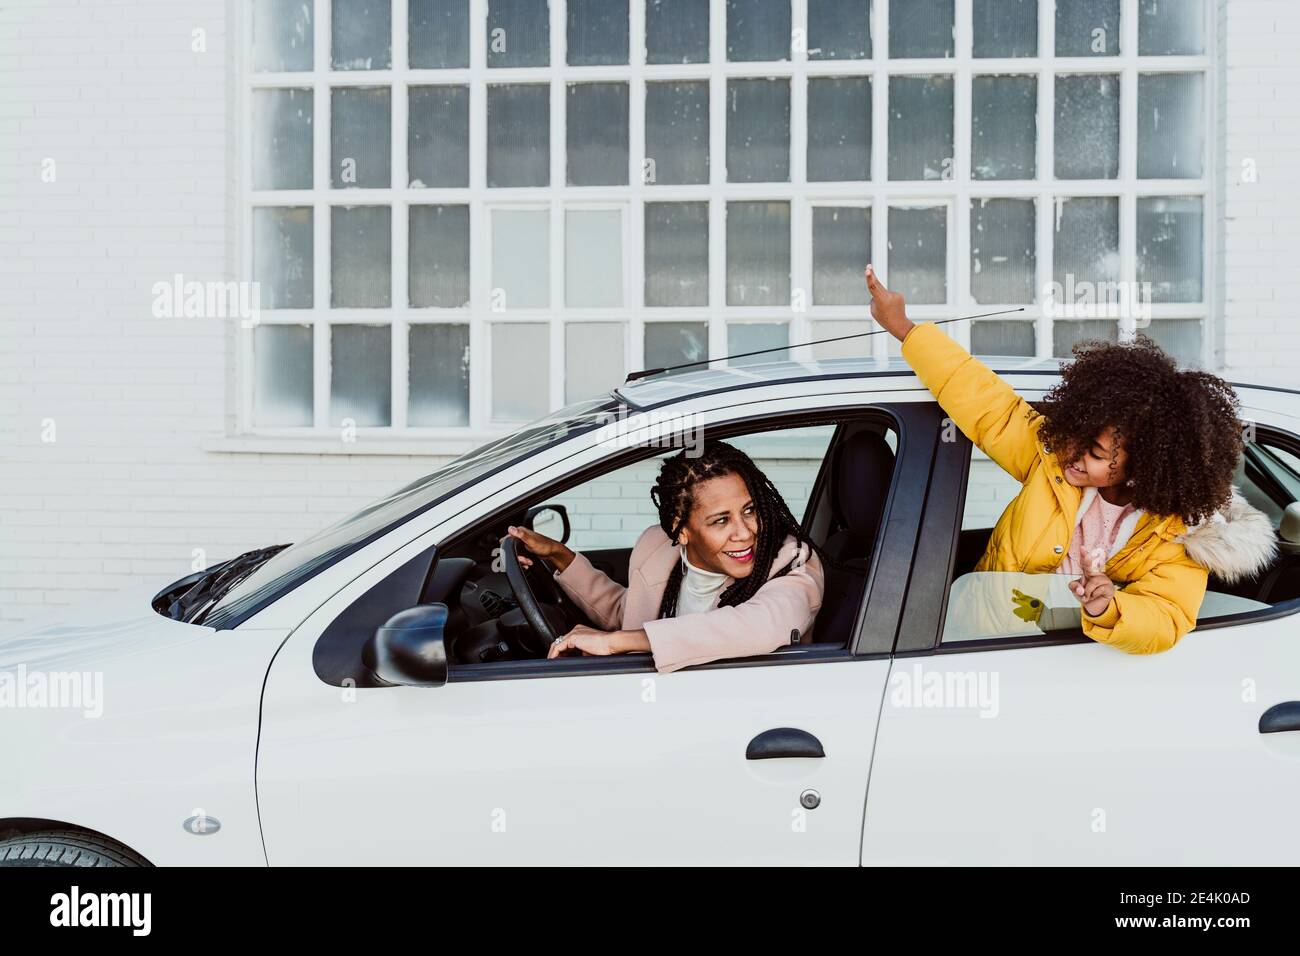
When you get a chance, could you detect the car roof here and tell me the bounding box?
[614,353,1300,415]
[614,353,1065,410]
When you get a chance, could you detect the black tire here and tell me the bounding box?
[0,829,150,867]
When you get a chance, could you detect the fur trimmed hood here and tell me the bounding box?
[1175,488,1279,585]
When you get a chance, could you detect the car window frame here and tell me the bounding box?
[310,398,944,686]
[897,416,1300,657]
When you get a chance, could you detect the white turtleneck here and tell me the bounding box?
[676,545,729,616]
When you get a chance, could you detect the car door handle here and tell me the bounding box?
[746,727,825,759]
[1259,701,1300,734]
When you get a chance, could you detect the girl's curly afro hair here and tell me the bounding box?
[1036,333,1243,526]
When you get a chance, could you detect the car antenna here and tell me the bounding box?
[623,307,1027,383]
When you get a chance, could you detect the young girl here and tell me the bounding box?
[506,439,826,673]
[865,265,1276,654]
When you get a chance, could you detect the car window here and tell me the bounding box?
[547,425,838,553]
[1237,437,1300,526]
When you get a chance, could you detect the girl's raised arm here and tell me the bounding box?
[865,265,1043,483]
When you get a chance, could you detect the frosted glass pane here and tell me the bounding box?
[487,84,550,187]
[809,0,871,59]
[1054,74,1119,179]
[1052,196,1119,287]
[728,323,789,366]
[492,324,549,421]
[1141,319,1202,367]
[813,206,871,305]
[972,75,1036,180]
[253,0,313,72]
[1139,0,1205,55]
[727,0,790,62]
[888,207,947,304]
[254,324,313,426]
[253,88,313,190]
[645,81,709,185]
[567,83,629,186]
[331,206,392,307]
[566,323,626,402]
[1053,320,1117,358]
[331,0,391,70]
[409,324,470,425]
[807,77,871,182]
[566,210,623,308]
[647,0,710,63]
[331,325,391,426]
[253,207,313,309]
[645,322,708,370]
[727,79,790,183]
[726,201,791,306]
[971,198,1036,304]
[1137,73,1204,178]
[1055,0,1119,56]
[811,319,872,359]
[1136,196,1202,303]
[331,87,391,187]
[890,0,954,58]
[492,209,549,308]
[409,204,470,308]
[888,75,953,181]
[973,0,1037,57]
[568,0,628,65]
[410,0,469,67]
[645,202,708,306]
[971,320,1035,356]
[408,86,469,187]
[487,0,550,67]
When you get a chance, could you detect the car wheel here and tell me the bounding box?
[0,829,150,867]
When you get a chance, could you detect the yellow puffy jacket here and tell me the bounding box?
[901,321,1208,654]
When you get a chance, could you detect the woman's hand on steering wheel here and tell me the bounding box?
[505,525,575,573]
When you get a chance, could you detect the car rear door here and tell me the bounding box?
[861,408,1300,864]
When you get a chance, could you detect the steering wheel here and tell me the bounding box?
[499,534,563,652]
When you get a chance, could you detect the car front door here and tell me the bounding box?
[860,411,1300,864]
[254,399,940,865]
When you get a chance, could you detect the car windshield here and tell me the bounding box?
[199,394,622,629]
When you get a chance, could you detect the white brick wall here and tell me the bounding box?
[1219,0,1300,379]
[1,0,1296,628]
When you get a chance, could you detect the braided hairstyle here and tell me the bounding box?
[649,439,827,619]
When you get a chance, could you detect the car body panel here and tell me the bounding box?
[0,578,285,865]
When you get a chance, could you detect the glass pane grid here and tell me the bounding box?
[245,0,1212,431]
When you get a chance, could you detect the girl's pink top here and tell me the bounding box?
[1060,491,1137,576]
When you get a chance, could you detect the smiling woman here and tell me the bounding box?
[508,438,828,672]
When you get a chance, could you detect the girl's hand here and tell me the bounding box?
[864,264,915,342]
[504,524,575,573]
[1070,571,1116,617]
[546,625,649,658]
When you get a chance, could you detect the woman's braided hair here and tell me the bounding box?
[649,439,827,619]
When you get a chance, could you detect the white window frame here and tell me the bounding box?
[231,0,1214,454]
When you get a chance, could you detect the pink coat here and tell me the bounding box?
[552,524,826,673]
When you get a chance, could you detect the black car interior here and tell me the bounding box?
[313,414,898,687]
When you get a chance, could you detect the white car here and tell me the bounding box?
[2,355,1299,866]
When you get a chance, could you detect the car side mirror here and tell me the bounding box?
[362,604,449,687]
[525,503,570,544]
